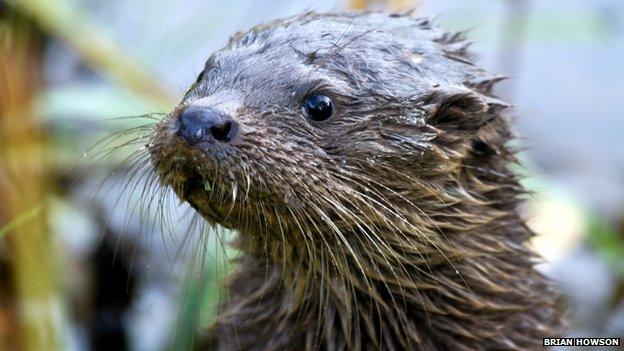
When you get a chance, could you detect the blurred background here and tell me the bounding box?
[0,0,623,350]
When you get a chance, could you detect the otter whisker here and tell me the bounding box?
[316,190,412,336]
[334,169,463,284]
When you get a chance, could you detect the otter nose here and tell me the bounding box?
[176,107,238,146]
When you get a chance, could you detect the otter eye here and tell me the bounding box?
[303,94,333,121]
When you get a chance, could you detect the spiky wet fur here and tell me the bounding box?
[148,11,562,350]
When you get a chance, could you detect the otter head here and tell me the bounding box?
[149,12,508,258]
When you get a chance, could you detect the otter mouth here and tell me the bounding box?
[177,169,209,202]
[171,164,259,230]
[174,168,228,225]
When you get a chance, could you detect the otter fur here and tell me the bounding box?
[148,11,562,350]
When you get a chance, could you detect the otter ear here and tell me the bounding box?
[422,86,509,133]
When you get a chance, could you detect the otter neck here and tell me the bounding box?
[214,166,559,350]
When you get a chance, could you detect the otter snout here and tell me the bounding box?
[176,107,239,146]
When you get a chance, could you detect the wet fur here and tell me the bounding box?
[148,11,561,350]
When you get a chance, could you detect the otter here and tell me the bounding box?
[148,11,562,350]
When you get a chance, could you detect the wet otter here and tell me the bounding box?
[149,11,562,350]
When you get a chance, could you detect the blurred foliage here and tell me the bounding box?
[170,231,238,350]
[588,217,624,277]
[1,6,64,351]
[7,0,176,110]
[439,11,618,45]
[0,204,43,240]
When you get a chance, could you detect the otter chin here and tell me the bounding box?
[148,11,562,351]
